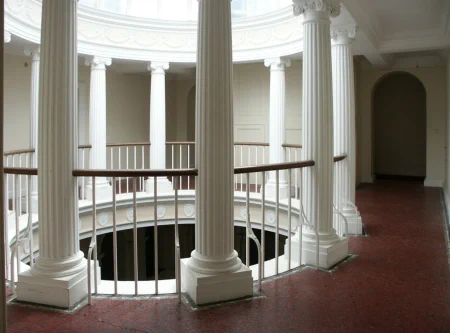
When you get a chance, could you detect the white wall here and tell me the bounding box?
[233,61,302,145]
[355,64,447,186]
[4,54,31,151]
[4,55,150,151]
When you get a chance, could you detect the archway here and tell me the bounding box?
[372,72,426,181]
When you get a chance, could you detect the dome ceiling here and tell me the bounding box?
[78,0,293,21]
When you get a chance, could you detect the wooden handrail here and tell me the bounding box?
[107,142,151,148]
[234,160,315,175]
[73,168,198,178]
[282,144,302,149]
[333,154,347,162]
[234,142,269,147]
[4,167,38,175]
[165,141,194,146]
[4,148,35,157]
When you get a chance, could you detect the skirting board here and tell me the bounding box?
[424,179,443,188]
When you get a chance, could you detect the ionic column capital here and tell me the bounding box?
[85,56,112,70]
[24,47,41,62]
[4,31,11,43]
[293,0,341,19]
[147,62,170,74]
[264,57,291,71]
[331,26,357,45]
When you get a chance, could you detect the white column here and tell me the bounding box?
[264,57,291,200]
[24,47,40,211]
[17,0,88,308]
[332,27,362,235]
[288,0,348,269]
[85,56,112,201]
[145,62,173,194]
[181,0,253,305]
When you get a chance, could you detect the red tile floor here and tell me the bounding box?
[6,181,450,332]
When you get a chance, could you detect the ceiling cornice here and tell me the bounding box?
[341,0,381,49]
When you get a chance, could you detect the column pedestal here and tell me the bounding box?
[85,180,112,201]
[264,181,290,200]
[285,231,348,269]
[342,206,362,234]
[181,259,252,305]
[145,177,173,195]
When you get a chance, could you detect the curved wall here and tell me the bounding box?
[6,0,304,63]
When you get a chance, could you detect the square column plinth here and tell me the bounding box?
[181,259,253,305]
[16,264,91,309]
[145,177,173,195]
[342,206,363,235]
[285,237,348,269]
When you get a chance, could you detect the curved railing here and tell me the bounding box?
[3,145,351,304]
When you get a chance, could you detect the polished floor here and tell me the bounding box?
[6,181,450,333]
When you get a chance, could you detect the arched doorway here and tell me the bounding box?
[373,72,426,181]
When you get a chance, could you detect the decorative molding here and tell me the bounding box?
[293,0,341,18]
[267,211,276,225]
[240,207,247,220]
[85,56,112,70]
[331,25,357,44]
[184,204,195,217]
[126,208,134,222]
[291,217,299,232]
[148,61,170,73]
[24,47,40,61]
[5,0,305,63]
[157,205,166,218]
[264,57,291,70]
[97,212,109,226]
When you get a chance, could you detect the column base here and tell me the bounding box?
[16,260,90,308]
[85,183,112,202]
[31,193,39,215]
[342,206,363,235]
[264,181,289,200]
[181,259,253,305]
[284,235,348,269]
[145,177,173,195]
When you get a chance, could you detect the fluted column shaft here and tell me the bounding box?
[332,28,358,214]
[86,57,111,188]
[187,0,241,274]
[294,0,341,242]
[33,0,84,277]
[266,57,290,188]
[25,48,40,196]
[149,62,169,170]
